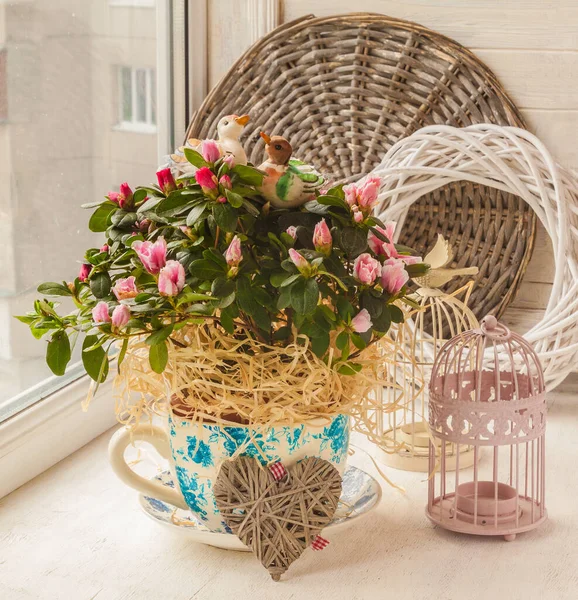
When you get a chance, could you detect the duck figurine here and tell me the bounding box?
[413,234,479,289]
[168,114,251,176]
[257,132,325,208]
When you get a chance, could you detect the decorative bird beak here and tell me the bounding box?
[260,131,271,144]
[235,114,250,126]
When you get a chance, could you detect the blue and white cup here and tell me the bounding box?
[109,413,350,532]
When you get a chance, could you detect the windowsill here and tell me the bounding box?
[113,122,158,135]
[0,382,576,596]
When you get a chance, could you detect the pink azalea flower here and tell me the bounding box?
[100,244,109,253]
[201,139,221,163]
[133,237,167,274]
[92,301,111,324]
[344,184,357,207]
[158,260,185,296]
[225,236,242,266]
[78,263,91,283]
[195,166,218,191]
[351,309,372,333]
[357,176,380,209]
[286,226,297,240]
[368,222,396,257]
[222,154,235,169]
[288,248,308,271]
[353,253,381,285]
[112,276,138,301]
[219,174,232,190]
[111,304,131,329]
[108,183,133,209]
[156,167,177,194]
[381,257,409,295]
[313,219,332,255]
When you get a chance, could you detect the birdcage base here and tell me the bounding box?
[426,494,547,539]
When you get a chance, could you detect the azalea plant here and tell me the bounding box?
[17,139,427,384]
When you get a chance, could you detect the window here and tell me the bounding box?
[0,0,167,423]
[117,66,157,133]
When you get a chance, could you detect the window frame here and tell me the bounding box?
[115,65,157,134]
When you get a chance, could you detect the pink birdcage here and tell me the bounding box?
[426,315,547,541]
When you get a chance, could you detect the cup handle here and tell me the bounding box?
[108,424,189,510]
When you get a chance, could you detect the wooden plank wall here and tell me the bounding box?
[208,0,578,332]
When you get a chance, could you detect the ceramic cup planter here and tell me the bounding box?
[109,412,350,532]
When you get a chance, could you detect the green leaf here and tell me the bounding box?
[220,307,236,334]
[146,324,174,346]
[156,193,195,217]
[90,272,111,298]
[190,259,226,280]
[290,278,319,315]
[316,194,349,210]
[372,307,392,333]
[270,271,291,288]
[82,335,109,382]
[186,202,208,226]
[184,148,209,168]
[405,262,429,277]
[336,331,350,351]
[37,282,73,297]
[232,164,265,186]
[272,326,292,341]
[340,226,368,257]
[351,333,367,350]
[224,189,244,208]
[111,210,138,228]
[213,202,238,232]
[236,277,271,331]
[137,196,163,213]
[176,292,216,306]
[149,341,169,374]
[89,203,117,232]
[211,277,235,298]
[46,331,71,376]
[117,337,129,373]
[241,199,261,217]
[336,297,355,321]
[337,362,363,376]
[279,273,301,288]
[310,332,330,357]
[390,305,405,323]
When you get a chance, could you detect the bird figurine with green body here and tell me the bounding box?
[257,132,325,208]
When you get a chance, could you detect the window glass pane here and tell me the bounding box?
[0,0,161,420]
[136,69,147,123]
[121,66,133,122]
[150,69,157,125]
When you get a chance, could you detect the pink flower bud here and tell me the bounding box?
[108,183,134,209]
[135,219,151,233]
[357,176,380,209]
[195,166,218,191]
[225,236,242,267]
[111,304,131,329]
[368,222,396,257]
[112,276,138,301]
[158,260,186,296]
[133,237,167,274]
[381,257,409,295]
[353,253,381,285]
[286,226,297,240]
[351,309,372,333]
[288,248,308,271]
[219,174,232,190]
[100,244,109,253]
[216,196,227,204]
[343,184,357,207]
[108,191,122,206]
[313,219,332,255]
[201,139,221,163]
[222,154,235,169]
[354,211,364,223]
[156,167,177,194]
[119,182,133,204]
[92,301,111,324]
[78,263,91,283]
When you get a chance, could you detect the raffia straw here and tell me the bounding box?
[109,323,407,451]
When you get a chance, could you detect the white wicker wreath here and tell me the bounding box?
[372,124,578,390]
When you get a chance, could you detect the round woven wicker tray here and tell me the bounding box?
[186,13,536,320]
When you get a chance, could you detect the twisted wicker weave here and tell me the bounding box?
[373,124,578,390]
[186,13,535,320]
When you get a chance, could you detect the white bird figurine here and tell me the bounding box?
[413,234,479,289]
[257,132,325,208]
[168,114,251,176]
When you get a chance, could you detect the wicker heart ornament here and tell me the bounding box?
[214,456,342,580]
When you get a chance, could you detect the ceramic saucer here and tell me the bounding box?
[139,464,382,551]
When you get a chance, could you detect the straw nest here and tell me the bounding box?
[111,324,403,434]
